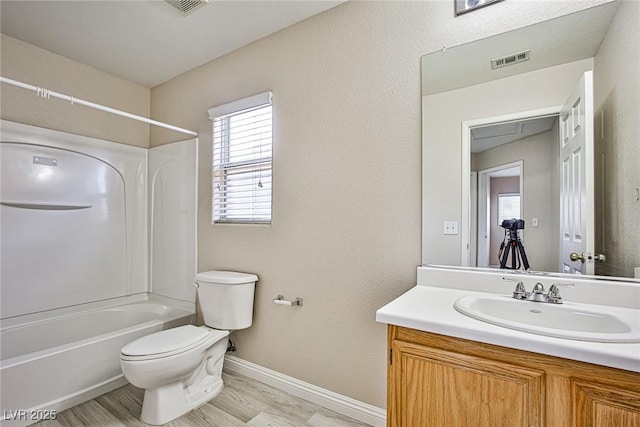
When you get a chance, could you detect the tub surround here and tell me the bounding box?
[149,139,198,303]
[0,120,199,315]
[0,121,148,318]
[376,266,640,373]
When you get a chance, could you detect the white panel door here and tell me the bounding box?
[559,71,594,275]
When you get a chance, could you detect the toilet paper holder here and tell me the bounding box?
[273,295,303,307]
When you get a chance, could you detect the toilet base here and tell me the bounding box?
[140,377,224,425]
[138,335,228,425]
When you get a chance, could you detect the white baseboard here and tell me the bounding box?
[224,355,386,427]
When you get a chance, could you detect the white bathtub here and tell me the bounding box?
[0,293,194,426]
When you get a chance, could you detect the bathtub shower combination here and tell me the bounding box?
[0,120,198,425]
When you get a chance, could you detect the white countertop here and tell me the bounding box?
[376,284,640,373]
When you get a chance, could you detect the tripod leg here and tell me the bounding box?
[511,243,517,269]
[499,241,510,268]
[517,240,531,270]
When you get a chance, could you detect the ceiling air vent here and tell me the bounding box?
[491,50,530,70]
[164,0,209,16]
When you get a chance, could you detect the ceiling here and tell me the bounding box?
[421,1,620,95]
[0,0,344,88]
[471,115,557,154]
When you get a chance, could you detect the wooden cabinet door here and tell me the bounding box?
[573,379,640,427]
[390,340,545,427]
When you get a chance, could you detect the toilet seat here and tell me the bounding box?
[121,325,226,361]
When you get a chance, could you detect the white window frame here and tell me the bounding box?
[208,91,273,224]
[497,192,521,226]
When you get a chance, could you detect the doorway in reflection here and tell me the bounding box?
[469,115,558,272]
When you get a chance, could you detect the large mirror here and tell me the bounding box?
[421,0,639,280]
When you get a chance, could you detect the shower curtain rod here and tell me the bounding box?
[0,76,198,137]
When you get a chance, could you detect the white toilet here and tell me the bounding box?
[120,271,257,425]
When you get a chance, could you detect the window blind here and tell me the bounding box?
[497,193,521,225]
[209,92,272,224]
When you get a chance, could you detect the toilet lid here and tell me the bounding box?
[195,270,258,284]
[121,325,210,357]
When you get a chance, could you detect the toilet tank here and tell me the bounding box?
[194,271,258,330]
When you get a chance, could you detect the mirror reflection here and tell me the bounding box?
[421,0,639,280]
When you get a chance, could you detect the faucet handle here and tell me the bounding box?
[548,283,574,303]
[503,277,527,299]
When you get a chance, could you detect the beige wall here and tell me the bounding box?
[0,34,149,147]
[593,0,640,278]
[473,129,557,271]
[150,1,611,408]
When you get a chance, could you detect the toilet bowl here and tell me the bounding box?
[120,271,257,425]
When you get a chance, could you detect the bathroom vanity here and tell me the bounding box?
[377,267,640,426]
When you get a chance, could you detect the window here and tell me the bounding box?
[208,92,272,224]
[497,193,521,226]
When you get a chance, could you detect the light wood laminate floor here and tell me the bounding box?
[33,370,372,427]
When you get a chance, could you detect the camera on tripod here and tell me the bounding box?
[501,218,525,231]
[498,218,530,270]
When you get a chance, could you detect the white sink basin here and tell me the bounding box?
[454,295,640,343]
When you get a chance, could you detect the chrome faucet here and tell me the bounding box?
[503,278,574,304]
